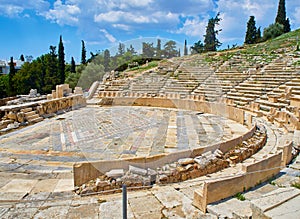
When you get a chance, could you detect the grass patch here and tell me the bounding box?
[234,192,246,201]
[291,182,300,189]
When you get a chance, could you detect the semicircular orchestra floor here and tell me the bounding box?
[0,106,249,173]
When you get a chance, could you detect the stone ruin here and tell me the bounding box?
[0,84,86,134]
[75,126,267,195]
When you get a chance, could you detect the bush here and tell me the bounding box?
[263,23,284,41]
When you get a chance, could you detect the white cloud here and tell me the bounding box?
[112,24,131,31]
[42,0,81,26]
[2,0,300,48]
[176,16,208,37]
[94,11,152,23]
[100,29,117,43]
[0,0,49,17]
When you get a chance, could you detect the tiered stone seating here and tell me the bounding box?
[130,71,168,94]
[226,57,297,108]
[161,58,211,95]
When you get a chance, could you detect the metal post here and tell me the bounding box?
[122,184,127,219]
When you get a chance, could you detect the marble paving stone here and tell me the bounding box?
[99,200,134,219]
[0,179,38,193]
[31,179,59,193]
[53,179,74,193]
[2,207,39,219]
[33,206,69,219]
[66,203,99,219]
[128,194,163,216]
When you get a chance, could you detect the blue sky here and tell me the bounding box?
[0,0,299,63]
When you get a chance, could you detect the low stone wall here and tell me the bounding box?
[0,94,86,131]
[0,97,17,106]
[73,101,255,186]
[99,96,245,124]
[193,141,293,213]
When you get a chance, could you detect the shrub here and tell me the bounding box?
[262,23,284,41]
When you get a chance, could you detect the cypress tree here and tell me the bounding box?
[275,0,290,33]
[184,39,188,56]
[8,56,16,96]
[58,35,65,84]
[256,27,262,43]
[103,49,110,72]
[71,57,76,73]
[20,54,25,62]
[81,40,86,64]
[204,13,222,52]
[245,16,258,44]
[156,39,162,58]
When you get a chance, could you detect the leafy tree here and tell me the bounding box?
[20,54,25,62]
[43,46,59,93]
[13,61,42,94]
[8,57,16,96]
[163,40,178,58]
[65,72,80,89]
[191,40,205,54]
[81,40,86,64]
[275,0,290,33]
[245,16,258,44]
[263,23,284,41]
[71,57,76,73]
[0,74,9,98]
[204,13,222,51]
[184,39,188,56]
[77,62,105,89]
[142,42,155,58]
[58,35,65,84]
[127,44,137,56]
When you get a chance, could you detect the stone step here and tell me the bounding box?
[20,108,32,113]
[28,117,43,124]
[24,111,36,118]
[207,198,252,219]
[250,187,300,219]
[27,114,39,121]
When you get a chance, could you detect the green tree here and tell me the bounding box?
[284,18,291,33]
[127,44,137,56]
[58,35,65,84]
[142,42,155,58]
[13,61,42,94]
[191,40,205,54]
[65,72,80,89]
[43,46,59,93]
[8,57,16,96]
[77,63,105,89]
[0,74,9,98]
[71,57,76,73]
[81,40,86,64]
[103,49,111,72]
[20,54,25,62]
[275,0,290,33]
[204,13,222,51]
[245,16,258,44]
[117,43,125,56]
[184,39,188,56]
[156,39,162,58]
[163,40,178,58]
[256,27,262,43]
[263,23,284,41]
